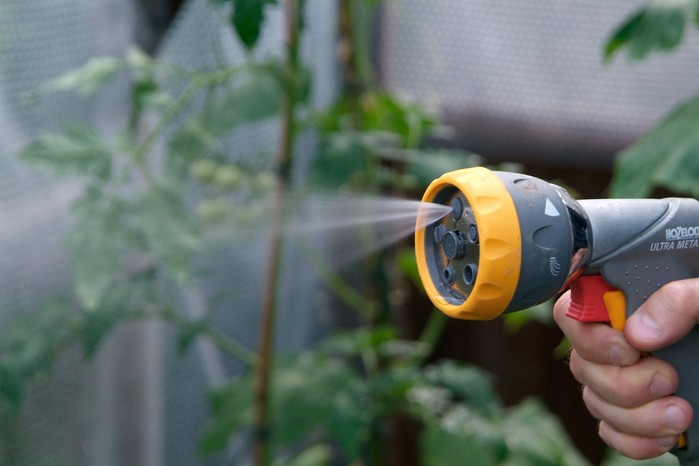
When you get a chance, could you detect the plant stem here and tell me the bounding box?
[295,238,378,321]
[415,309,448,364]
[132,66,244,163]
[339,0,360,117]
[151,308,257,367]
[252,1,300,465]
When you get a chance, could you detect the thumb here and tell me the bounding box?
[626,279,699,352]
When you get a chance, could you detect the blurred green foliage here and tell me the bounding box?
[201,327,589,466]
[606,0,699,198]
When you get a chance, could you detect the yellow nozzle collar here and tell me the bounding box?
[416,167,522,320]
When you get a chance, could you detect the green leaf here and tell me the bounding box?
[270,354,366,456]
[367,365,420,413]
[124,46,154,72]
[503,299,554,332]
[375,339,430,362]
[231,0,278,51]
[199,373,254,454]
[421,426,499,466]
[135,188,199,283]
[69,190,129,310]
[320,92,435,149]
[320,326,398,358]
[80,287,132,357]
[404,149,481,188]
[422,360,500,415]
[21,125,112,179]
[167,121,219,180]
[320,379,367,460]
[31,56,122,97]
[610,93,699,198]
[0,299,78,410]
[310,133,369,188]
[360,92,435,148]
[285,444,333,466]
[604,4,688,61]
[499,400,590,466]
[200,66,283,136]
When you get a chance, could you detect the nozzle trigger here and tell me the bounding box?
[567,275,627,331]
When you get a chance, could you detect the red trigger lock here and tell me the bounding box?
[566,275,616,324]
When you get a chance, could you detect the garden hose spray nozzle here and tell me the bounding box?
[415,166,699,465]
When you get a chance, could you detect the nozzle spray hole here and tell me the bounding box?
[467,224,478,243]
[443,266,456,285]
[450,198,463,220]
[433,224,447,244]
[463,264,478,286]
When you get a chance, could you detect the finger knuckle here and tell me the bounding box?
[568,350,586,384]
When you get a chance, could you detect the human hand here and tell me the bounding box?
[554,279,699,459]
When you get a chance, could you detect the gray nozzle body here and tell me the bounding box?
[493,172,591,313]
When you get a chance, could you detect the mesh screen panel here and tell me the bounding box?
[0,0,337,464]
[380,0,699,162]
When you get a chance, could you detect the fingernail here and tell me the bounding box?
[655,435,678,449]
[664,405,687,431]
[631,312,662,341]
[650,373,675,398]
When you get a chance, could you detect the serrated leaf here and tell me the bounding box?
[500,400,591,466]
[286,444,333,466]
[503,299,554,332]
[405,149,481,188]
[0,299,77,410]
[167,121,218,180]
[231,0,278,50]
[201,67,283,136]
[604,4,688,61]
[610,94,699,198]
[199,373,254,454]
[271,355,349,442]
[310,134,369,188]
[21,125,112,179]
[69,191,129,310]
[135,188,199,283]
[80,288,130,357]
[360,91,435,148]
[422,360,500,416]
[124,46,153,72]
[421,426,499,466]
[32,56,122,98]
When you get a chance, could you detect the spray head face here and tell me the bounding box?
[416,167,591,320]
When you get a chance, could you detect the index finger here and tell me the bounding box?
[554,291,641,366]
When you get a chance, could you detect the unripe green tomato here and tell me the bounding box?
[213,165,243,190]
[196,198,228,223]
[253,171,276,192]
[190,159,218,183]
